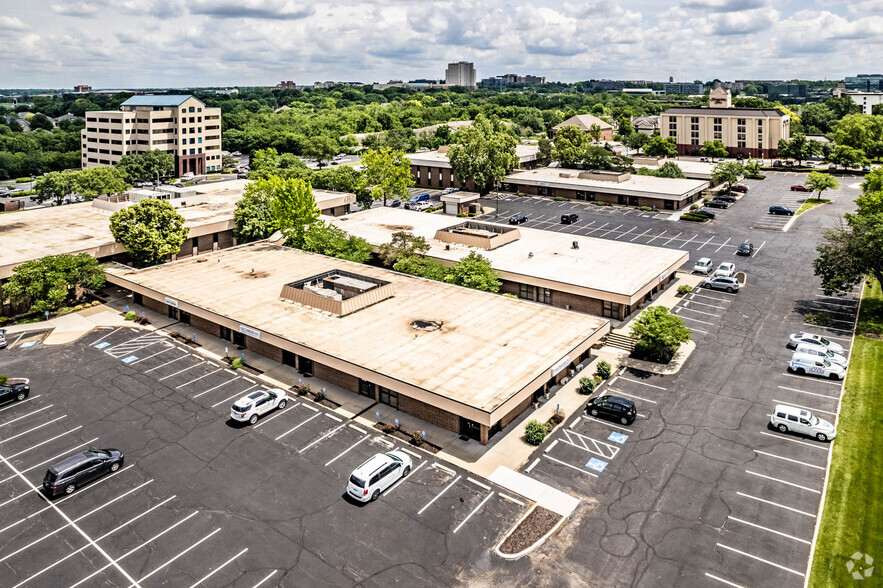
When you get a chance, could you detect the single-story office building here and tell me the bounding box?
[329,207,689,321]
[407,144,539,191]
[105,242,610,444]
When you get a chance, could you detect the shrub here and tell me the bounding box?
[0,376,7,386]
[805,312,832,327]
[594,201,610,206]
[382,423,396,434]
[703,196,712,202]
[15,177,31,183]
[412,430,424,446]
[677,284,692,295]
[14,190,36,197]
[231,357,243,369]
[680,213,707,222]
[554,196,565,201]
[524,420,549,445]
[640,206,652,211]
[578,376,597,395]
[124,311,137,321]
[595,360,612,380]
[690,204,699,210]
[502,293,518,299]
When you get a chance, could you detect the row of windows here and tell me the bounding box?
[518,284,552,305]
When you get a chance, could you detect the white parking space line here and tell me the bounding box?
[705,572,746,588]
[526,458,540,472]
[0,404,53,429]
[126,527,221,587]
[727,516,811,545]
[599,224,622,238]
[745,470,821,494]
[252,571,278,588]
[681,234,697,247]
[714,237,731,253]
[758,431,830,451]
[157,361,205,381]
[542,454,599,477]
[716,543,805,577]
[467,477,491,491]
[544,439,559,453]
[800,322,853,334]
[211,384,259,408]
[692,292,732,303]
[736,491,816,517]
[678,306,720,317]
[69,511,199,588]
[2,437,99,483]
[144,353,190,373]
[385,460,427,497]
[618,377,667,390]
[615,227,635,240]
[453,491,494,534]
[751,241,766,258]
[770,399,836,416]
[418,475,462,515]
[324,435,369,467]
[299,422,347,453]
[128,347,173,365]
[581,415,633,433]
[90,327,122,345]
[400,448,421,459]
[0,395,40,413]
[697,235,714,250]
[252,404,299,429]
[499,493,524,506]
[193,376,242,399]
[777,383,841,397]
[586,222,609,235]
[0,415,67,445]
[0,455,142,588]
[755,450,826,470]
[175,368,223,389]
[186,547,248,588]
[275,412,321,441]
[646,230,667,244]
[606,389,657,404]
[0,490,32,509]
[348,424,367,435]
[663,232,682,246]
[630,229,651,242]
[324,413,343,422]
[10,333,26,347]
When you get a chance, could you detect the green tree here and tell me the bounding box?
[392,255,449,281]
[805,171,840,201]
[303,136,339,168]
[447,115,518,194]
[643,135,678,158]
[800,102,836,134]
[587,123,602,143]
[711,161,744,193]
[537,138,552,166]
[825,96,861,119]
[262,176,320,249]
[622,132,648,153]
[829,145,868,169]
[358,147,413,206]
[654,161,685,178]
[300,221,372,263]
[873,104,883,117]
[616,115,634,137]
[29,113,54,131]
[743,158,762,178]
[34,170,75,205]
[74,167,128,200]
[378,231,429,267]
[699,140,728,158]
[629,306,692,363]
[830,114,883,153]
[2,254,105,314]
[777,133,820,165]
[444,251,500,293]
[233,184,277,243]
[116,150,174,183]
[552,125,589,167]
[857,168,883,216]
[813,214,883,295]
[109,199,189,268]
[524,420,548,445]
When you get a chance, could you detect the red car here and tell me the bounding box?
[791,185,808,192]
[731,184,749,193]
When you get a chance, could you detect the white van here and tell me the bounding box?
[794,343,848,368]
[346,451,412,502]
[770,405,836,441]
[789,352,845,380]
[693,258,714,275]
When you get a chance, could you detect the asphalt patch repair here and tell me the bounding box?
[498,506,562,555]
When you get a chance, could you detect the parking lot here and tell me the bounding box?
[0,327,533,586]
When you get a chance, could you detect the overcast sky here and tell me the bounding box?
[1,0,880,89]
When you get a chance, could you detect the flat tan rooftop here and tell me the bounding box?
[407,144,538,168]
[507,167,708,199]
[105,242,608,414]
[328,207,688,301]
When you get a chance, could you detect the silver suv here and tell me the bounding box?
[701,276,740,293]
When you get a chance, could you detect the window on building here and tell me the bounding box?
[538,288,551,305]
[378,386,398,409]
[518,284,533,301]
[198,137,202,143]
[602,300,617,319]
[189,106,195,113]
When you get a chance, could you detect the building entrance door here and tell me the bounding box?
[299,357,314,376]
[459,417,482,441]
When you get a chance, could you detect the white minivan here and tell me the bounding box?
[794,343,848,368]
[789,352,845,380]
[770,404,837,442]
[346,451,412,502]
[693,258,714,275]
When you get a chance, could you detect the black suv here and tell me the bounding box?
[561,213,579,224]
[508,214,528,225]
[736,242,753,256]
[706,200,731,209]
[586,395,636,425]
[0,378,29,404]
[715,193,737,203]
[43,449,124,497]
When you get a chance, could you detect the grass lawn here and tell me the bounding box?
[808,279,883,586]
[797,198,831,215]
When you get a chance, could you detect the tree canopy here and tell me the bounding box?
[116,150,175,182]
[630,306,692,363]
[358,147,414,206]
[699,140,728,158]
[378,231,429,267]
[264,176,320,248]
[642,135,677,158]
[711,161,744,192]
[109,199,189,267]
[34,171,76,205]
[805,171,840,201]
[447,114,518,194]
[2,254,105,314]
[443,251,501,293]
[233,183,278,243]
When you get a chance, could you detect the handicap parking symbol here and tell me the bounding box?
[607,432,629,444]
[94,342,111,349]
[586,458,608,473]
[121,356,138,364]
[19,341,36,348]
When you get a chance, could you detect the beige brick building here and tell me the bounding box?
[81,95,222,177]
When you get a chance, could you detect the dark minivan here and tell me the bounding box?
[586,395,637,425]
[43,449,124,497]
[561,213,579,224]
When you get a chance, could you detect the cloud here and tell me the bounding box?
[0,16,27,31]
[50,0,108,17]
[680,0,769,12]
[190,0,314,20]
[707,7,779,35]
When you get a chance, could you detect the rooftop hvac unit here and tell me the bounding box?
[572,241,579,249]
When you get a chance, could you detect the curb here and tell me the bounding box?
[493,504,568,560]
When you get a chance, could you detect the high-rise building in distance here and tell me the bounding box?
[445,61,476,90]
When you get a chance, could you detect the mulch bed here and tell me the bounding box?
[498,506,562,555]
[315,396,340,409]
[373,422,442,454]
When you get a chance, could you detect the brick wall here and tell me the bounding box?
[142,296,167,315]
[398,394,460,435]
[498,393,534,430]
[244,335,283,363]
[499,280,520,297]
[313,361,359,393]
[551,289,605,317]
[177,238,194,259]
[217,230,234,250]
[197,234,213,253]
[190,314,220,338]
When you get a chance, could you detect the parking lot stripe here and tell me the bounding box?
[619,377,667,391]
[193,376,242,398]
[69,511,199,588]
[745,470,821,494]
[716,543,804,577]
[211,384,259,408]
[758,431,830,451]
[158,360,204,381]
[543,454,599,477]
[90,327,122,345]
[697,235,714,249]
[615,227,635,240]
[755,450,826,470]
[418,475,462,515]
[800,322,853,334]
[453,491,494,534]
[714,237,731,253]
[605,389,658,404]
[581,415,633,432]
[736,491,816,517]
[662,232,682,246]
[646,230,667,244]
[128,347,173,365]
[0,455,143,588]
[13,495,177,588]
[243,377,256,384]
[303,403,319,412]
[175,368,222,389]
[0,490,32,509]
[526,458,540,472]
[10,333,25,347]
[688,299,727,310]
[127,527,222,587]
[630,229,650,242]
[348,424,367,435]
[678,305,720,317]
[400,448,421,459]
[544,439,559,453]
[324,435,369,467]
[275,412,321,441]
[770,399,836,416]
[144,353,190,373]
[385,460,427,497]
[499,493,525,507]
[0,404,53,429]
[467,477,491,491]
[0,395,39,413]
[299,422,348,453]
[186,547,248,588]
[0,414,67,445]
[705,572,746,588]
[777,383,841,397]
[2,437,99,482]
[252,404,298,429]
[252,571,278,588]
[727,515,811,544]
[324,413,343,422]
[692,292,733,302]
[599,224,622,237]
[678,314,714,326]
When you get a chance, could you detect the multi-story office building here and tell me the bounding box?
[833,87,883,115]
[445,61,476,90]
[663,82,704,95]
[660,87,790,158]
[73,85,92,93]
[273,81,297,90]
[81,95,222,177]
[478,73,546,87]
[844,74,883,92]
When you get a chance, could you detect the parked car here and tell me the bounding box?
[699,157,710,162]
[805,161,817,168]
[828,164,838,170]
[441,187,459,195]
[863,164,872,172]
[715,194,737,203]
[560,213,579,224]
[773,160,783,167]
[770,405,836,442]
[701,276,740,293]
[789,352,845,380]
[411,193,430,203]
[412,202,432,212]
[769,205,794,216]
[0,377,29,404]
[232,151,241,156]
[736,242,753,256]
[42,449,124,497]
[585,395,636,425]
[237,173,248,179]
[706,199,731,209]
[785,161,795,168]
[0,328,6,349]
[790,184,808,192]
[508,214,528,225]
[794,343,848,368]
[714,262,736,278]
[693,209,716,219]
[181,172,194,181]
[692,257,714,275]
[731,184,749,193]
[346,451,412,502]
[787,333,845,354]
[387,199,401,207]
[230,389,288,425]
